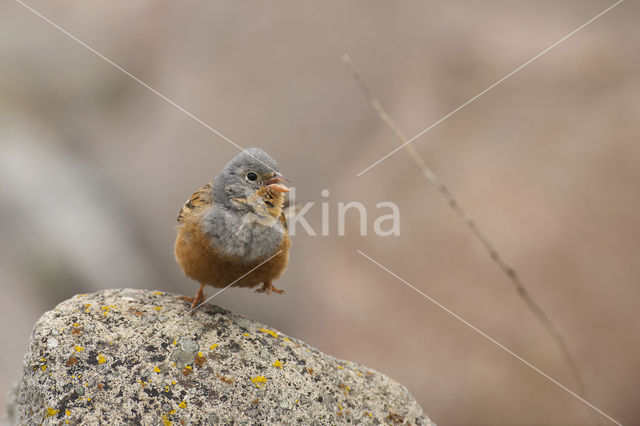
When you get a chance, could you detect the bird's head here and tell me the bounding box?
[212,148,289,219]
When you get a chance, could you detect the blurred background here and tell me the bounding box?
[1,1,638,424]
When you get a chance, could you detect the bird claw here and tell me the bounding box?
[180,285,207,315]
[255,282,285,295]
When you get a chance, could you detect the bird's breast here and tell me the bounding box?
[200,207,285,265]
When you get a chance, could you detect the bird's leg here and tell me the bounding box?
[255,281,285,295]
[179,283,207,315]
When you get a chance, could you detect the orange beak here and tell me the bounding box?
[264,174,290,193]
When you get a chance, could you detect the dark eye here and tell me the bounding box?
[246,172,258,181]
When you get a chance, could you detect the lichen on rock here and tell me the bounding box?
[9,289,434,425]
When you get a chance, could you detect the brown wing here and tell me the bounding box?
[177,182,213,223]
[279,211,288,231]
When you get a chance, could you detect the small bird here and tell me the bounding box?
[174,148,291,313]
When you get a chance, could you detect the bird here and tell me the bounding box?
[174,148,291,313]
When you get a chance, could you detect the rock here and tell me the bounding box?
[9,289,434,425]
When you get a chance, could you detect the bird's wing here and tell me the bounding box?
[177,182,213,223]
[279,211,288,231]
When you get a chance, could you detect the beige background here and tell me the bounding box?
[1,1,638,424]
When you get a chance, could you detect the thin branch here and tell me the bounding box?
[342,53,594,423]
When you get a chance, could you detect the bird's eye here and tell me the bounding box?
[246,172,258,181]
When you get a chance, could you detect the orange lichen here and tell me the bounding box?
[219,376,235,384]
[194,353,206,368]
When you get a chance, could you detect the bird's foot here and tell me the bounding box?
[255,281,285,295]
[179,284,207,315]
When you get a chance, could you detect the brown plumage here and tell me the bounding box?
[173,149,291,313]
[174,185,290,290]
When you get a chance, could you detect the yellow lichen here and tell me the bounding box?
[337,366,344,370]
[153,291,164,295]
[74,346,85,352]
[283,337,291,341]
[153,306,162,311]
[65,409,71,416]
[41,365,46,371]
[209,344,218,350]
[197,352,203,358]
[259,328,278,338]
[73,323,80,327]
[243,332,250,338]
[178,401,187,409]
[251,376,268,388]
[97,354,106,364]
[154,366,161,373]
[272,360,282,369]
[45,407,59,417]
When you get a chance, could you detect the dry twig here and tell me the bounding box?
[342,53,593,421]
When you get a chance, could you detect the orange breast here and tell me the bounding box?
[174,219,290,289]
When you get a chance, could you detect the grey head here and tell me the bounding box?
[205,148,290,263]
[212,147,288,213]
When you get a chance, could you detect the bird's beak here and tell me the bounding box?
[264,174,290,193]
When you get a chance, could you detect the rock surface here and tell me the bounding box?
[9,289,433,425]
